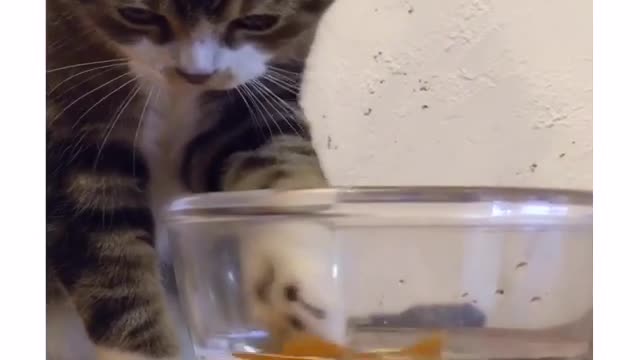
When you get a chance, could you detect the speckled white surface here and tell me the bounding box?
[178,1,593,357]
[303,0,592,190]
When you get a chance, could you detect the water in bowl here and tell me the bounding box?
[190,315,592,360]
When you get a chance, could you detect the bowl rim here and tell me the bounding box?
[167,186,592,216]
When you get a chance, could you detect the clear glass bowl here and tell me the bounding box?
[167,187,592,360]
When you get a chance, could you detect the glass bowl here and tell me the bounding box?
[167,187,592,360]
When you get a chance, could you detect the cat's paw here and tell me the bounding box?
[239,221,347,345]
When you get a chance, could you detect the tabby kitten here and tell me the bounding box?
[46,0,335,359]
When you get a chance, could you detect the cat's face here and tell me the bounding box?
[76,0,333,90]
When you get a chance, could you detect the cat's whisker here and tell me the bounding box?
[260,85,305,137]
[252,81,302,120]
[51,67,121,100]
[236,86,267,140]
[94,83,141,170]
[250,81,304,137]
[71,76,138,130]
[262,74,301,96]
[244,84,276,138]
[52,72,132,124]
[46,58,128,73]
[264,71,305,93]
[59,128,87,164]
[268,64,321,84]
[65,79,135,172]
[64,128,91,168]
[243,82,277,137]
[267,65,302,78]
[247,80,286,136]
[48,27,98,51]
[240,85,273,139]
[265,68,301,85]
[255,83,300,116]
[264,72,300,91]
[48,63,129,95]
[132,87,155,177]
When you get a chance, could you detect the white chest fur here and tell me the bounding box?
[140,87,202,263]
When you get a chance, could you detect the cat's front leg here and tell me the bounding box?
[217,133,347,345]
[221,134,327,191]
[48,140,180,360]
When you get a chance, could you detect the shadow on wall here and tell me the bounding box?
[351,303,486,329]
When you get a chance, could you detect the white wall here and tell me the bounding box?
[299,3,593,355]
[303,0,592,190]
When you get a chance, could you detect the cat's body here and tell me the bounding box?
[46,1,334,359]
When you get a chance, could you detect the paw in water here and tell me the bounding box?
[251,262,327,331]
[238,221,347,345]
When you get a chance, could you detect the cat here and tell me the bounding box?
[46,0,336,359]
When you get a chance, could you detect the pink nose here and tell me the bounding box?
[175,68,214,85]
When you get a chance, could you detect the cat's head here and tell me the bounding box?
[75,0,334,89]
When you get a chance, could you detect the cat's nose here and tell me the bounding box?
[175,68,214,85]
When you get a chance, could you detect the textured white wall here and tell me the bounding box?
[302,0,592,190]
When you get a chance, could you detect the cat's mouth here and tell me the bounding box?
[174,68,213,85]
[166,67,241,91]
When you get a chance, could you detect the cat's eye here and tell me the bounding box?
[117,7,160,26]
[233,14,281,32]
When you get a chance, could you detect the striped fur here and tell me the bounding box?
[47,0,333,359]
